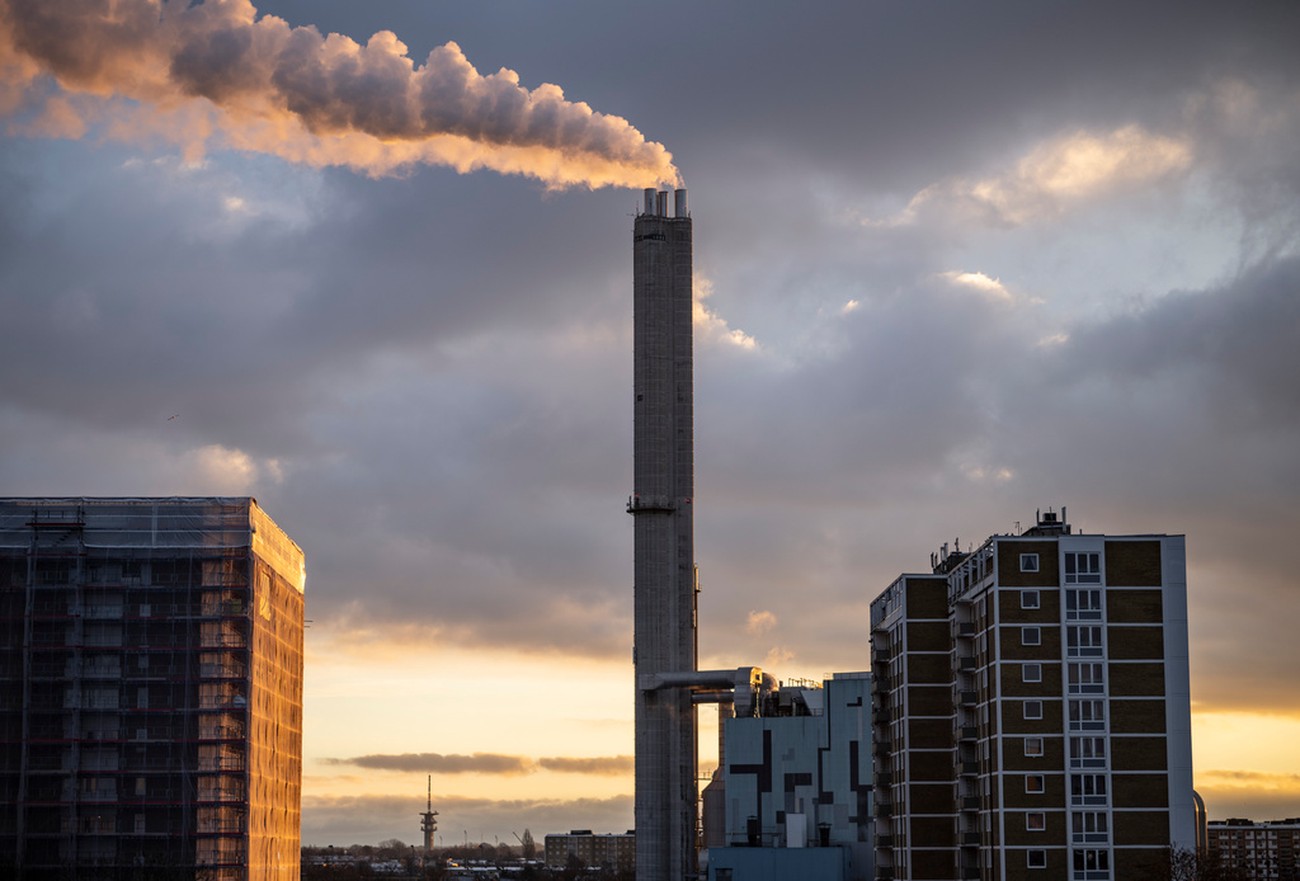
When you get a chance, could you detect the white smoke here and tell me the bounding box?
[0,0,678,189]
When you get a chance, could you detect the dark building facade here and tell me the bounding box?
[869,510,1194,880]
[0,498,304,881]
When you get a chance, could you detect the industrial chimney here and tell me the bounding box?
[630,187,697,881]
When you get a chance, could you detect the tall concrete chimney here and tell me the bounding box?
[630,187,696,881]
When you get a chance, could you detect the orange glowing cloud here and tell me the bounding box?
[0,0,678,189]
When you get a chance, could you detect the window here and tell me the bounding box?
[1026,811,1046,832]
[1024,700,1043,720]
[1020,553,1040,572]
[1025,774,1045,794]
[1069,699,1106,731]
[1070,736,1107,768]
[1071,773,1108,806]
[1021,589,1040,609]
[1066,588,1103,620]
[1073,848,1111,879]
[1072,811,1110,843]
[1067,625,1104,658]
[1027,849,1047,869]
[1022,626,1041,646]
[1024,737,1044,757]
[1068,662,1105,694]
[1065,551,1102,584]
[1022,662,1042,683]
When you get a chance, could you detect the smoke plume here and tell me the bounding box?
[0,0,678,188]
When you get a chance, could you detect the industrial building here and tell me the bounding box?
[869,509,1194,880]
[705,673,875,881]
[0,497,305,881]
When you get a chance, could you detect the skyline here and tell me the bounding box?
[3,0,1300,845]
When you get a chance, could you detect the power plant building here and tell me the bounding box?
[869,509,1194,880]
[0,498,305,881]
[706,673,876,881]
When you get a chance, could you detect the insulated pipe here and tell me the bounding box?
[691,690,735,705]
[640,666,763,692]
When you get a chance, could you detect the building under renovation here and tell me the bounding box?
[0,497,305,881]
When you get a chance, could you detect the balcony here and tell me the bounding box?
[958,725,978,741]
[956,656,977,672]
[959,761,979,776]
[961,796,980,811]
[959,690,978,706]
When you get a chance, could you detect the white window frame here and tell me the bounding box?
[1066,588,1104,621]
[1026,811,1046,832]
[1022,662,1042,683]
[1024,737,1044,757]
[1068,662,1105,694]
[1024,700,1043,720]
[1022,626,1042,646]
[1068,699,1107,731]
[1020,553,1040,573]
[1027,849,1047,869]
[1070,736,1107,769]
[1064,551,1102,584]
[1067,625,1104,658]
[1025,774,1045,794]
[1073,847,1111,879]
[1072,811,1110,844]
[1070,773,1109,806]
[1021,589,1040,610]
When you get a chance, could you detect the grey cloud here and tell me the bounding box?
[538,756,634,776]
[328,753,534,775]
[324,753,633,777]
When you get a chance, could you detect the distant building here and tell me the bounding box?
[0,498,305,881]
[543,830,635,873]
[706,673,874,881]
[1208,819,1300,880]
[869,509,1194,880]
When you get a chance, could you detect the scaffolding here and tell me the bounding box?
[0,498,304,881]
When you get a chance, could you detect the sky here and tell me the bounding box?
[2,0,1300,846]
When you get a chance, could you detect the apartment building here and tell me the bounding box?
[543,830,635,873]
[869,509,1193,880]
[0,498,305,881]
[1208,819,1300,880]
